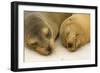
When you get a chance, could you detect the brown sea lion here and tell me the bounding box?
[24,11,72,55]
[60,14,90,52]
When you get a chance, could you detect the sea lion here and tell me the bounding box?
[24,11,72,55]
[60,14,90,52]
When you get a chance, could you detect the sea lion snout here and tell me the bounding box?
[34,40,54,56]
[25,30,55,56]
[36,39,55,56]
[34,46,53,56]
[65,31,81,52]
[26,39,53,56]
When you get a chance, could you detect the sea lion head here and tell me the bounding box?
[60,16,85,52]
[25,14,55,56]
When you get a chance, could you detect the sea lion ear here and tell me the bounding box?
[42,27,49,35]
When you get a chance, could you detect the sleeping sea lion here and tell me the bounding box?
[24,11,72,55]
[60,14,90,52]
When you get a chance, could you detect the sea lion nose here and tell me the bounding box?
[47,47,51,52]
[67,42,76,52]
[67,43,73,48]
[66,32,77,52]
[46,46,52,55]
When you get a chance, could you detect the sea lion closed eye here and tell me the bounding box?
[24,11,72,55]
[60,14,90,52]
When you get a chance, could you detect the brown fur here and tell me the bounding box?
[60,14,90,52]
[24,11,72,55]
